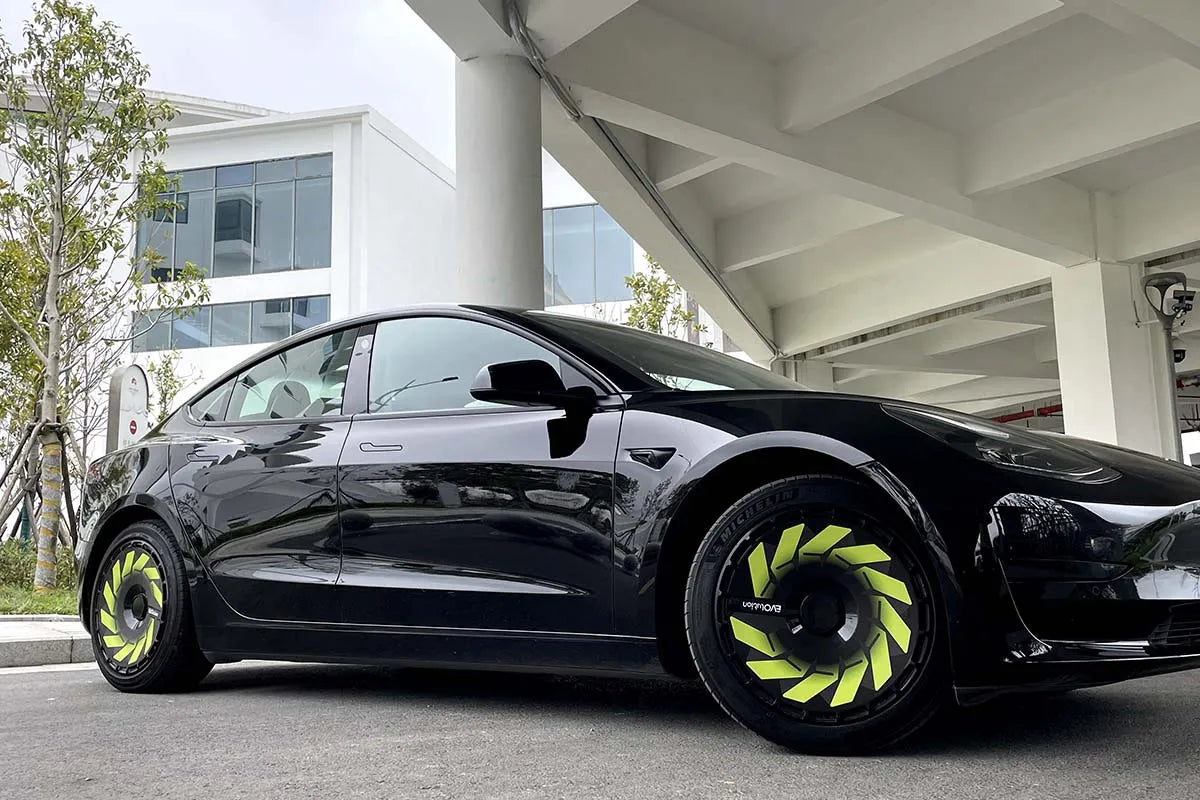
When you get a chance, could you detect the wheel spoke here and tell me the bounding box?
[867,625,892,690]
[798,524,852,559]
[730,616,784,657]
[747,658,808,680]
[830,544,890,567]
[771,524,804,578]
[748,543,772,599]
[875,597,912,653]
[782,667,839,703]
[830,653,869,707]
[856,567,912,605]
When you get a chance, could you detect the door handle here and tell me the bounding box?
[359,442,404,453]
[185,451,220,464]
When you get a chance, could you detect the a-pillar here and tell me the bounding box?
[1051,261,1177,457]
[455,54,544,308]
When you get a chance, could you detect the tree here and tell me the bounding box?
[146,349,196,425]
[623,254,705,340]
[0,0,206,591]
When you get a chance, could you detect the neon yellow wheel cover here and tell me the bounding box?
[96,548,165,668]
[728,523,915,709]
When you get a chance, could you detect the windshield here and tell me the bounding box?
[526,312,803,392]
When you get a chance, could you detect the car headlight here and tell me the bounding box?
[883,405,1119,483]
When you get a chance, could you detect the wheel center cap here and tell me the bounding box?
[130,593,148,622]
[798,592,844,637]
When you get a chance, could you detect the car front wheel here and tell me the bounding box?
[685,475,946,754]
[89,520,212,692]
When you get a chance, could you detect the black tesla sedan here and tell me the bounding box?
[76,304,1200,753]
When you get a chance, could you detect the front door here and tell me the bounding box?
[336,314,621,633]
[169,326,359,623]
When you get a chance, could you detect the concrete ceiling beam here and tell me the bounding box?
[549,5,1096,266]
[777,0,1071,132]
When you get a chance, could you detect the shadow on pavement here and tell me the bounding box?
[198,661,721,716]
[905,688,1181,758]
[196,661,1189,758]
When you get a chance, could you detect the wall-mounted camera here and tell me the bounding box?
[1175,348,1187,364]
[1172,288,1196,317]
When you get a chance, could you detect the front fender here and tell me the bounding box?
[75,441,189,629]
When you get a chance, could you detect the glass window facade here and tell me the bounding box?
[131,294,331,352]
[543,204,635,306]
[137,154,333,280]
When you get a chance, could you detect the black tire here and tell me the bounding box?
[685,475,947,754]
[89,520,212,692]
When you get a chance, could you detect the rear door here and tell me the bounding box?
[336,313,622,633]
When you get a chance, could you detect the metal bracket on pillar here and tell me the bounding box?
[1142,271,1193,462]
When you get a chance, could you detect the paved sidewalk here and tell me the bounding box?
[0,615,90,668]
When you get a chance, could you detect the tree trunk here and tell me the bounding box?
[32,431,62,592]
[33,165,65,593]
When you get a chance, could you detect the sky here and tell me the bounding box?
[0,0,592,206]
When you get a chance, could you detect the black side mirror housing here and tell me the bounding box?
[470,359,596,412]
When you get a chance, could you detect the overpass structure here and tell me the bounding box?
[407,0,1200,458]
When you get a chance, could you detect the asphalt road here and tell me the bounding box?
[1,661,1197,799]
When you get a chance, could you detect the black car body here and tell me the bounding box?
[76,304,1200,746]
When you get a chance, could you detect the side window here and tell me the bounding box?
[189,379,234,422]
[367,316,588,414]
[227,329,355,421]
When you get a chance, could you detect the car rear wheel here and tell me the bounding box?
[685,475,946,754]
[90,520,212,692]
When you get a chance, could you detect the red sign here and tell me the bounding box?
[129,420,138,436]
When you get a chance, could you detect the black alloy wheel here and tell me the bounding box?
[90,520,212,692]
[686,475,947,754]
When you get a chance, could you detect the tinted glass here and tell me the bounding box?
[216,163,254,187]
[212,303,251,347]
[294,177,331,269]
[550,205,594,304]
[253,181,293,272]
[178,168,214,191]
[137,210,173,280]
[213,186,253,277]
[367,317,583,414]
[293,295,330,332]
[296,154,332,178]
[142,155,332,281]
[255,158,294,183]
[189,379,234,422]
[131,312,170,353]
[527,312,800,391]
[173,190,213,276]
[595,206,633,302]
[227,330,355,421]
[542,209,554,306]
[172,306,210,349]
[251,298,291,344]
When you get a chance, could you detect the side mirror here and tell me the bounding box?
[470,359,596,412]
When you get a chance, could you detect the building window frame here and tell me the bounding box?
[137,153,333,281]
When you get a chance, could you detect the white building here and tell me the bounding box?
[131,95,455,393]
[133,93,741,399]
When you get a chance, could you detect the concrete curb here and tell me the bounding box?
[0,615,92,669]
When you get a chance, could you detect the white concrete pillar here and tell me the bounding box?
[455,55,543,308]
[1051,261,1177,457]
[772,359,835,390]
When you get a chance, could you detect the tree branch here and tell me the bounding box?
[0,298,48,366]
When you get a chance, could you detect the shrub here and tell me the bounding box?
[0,540,77,589]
